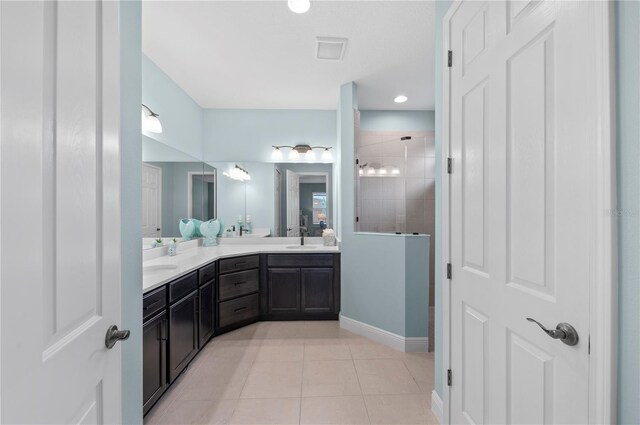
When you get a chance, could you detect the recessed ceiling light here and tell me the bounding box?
[288,0,310,14]
[394,95,408,104]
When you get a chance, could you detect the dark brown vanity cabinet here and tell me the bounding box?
[143,287,168,416]
[266,254,340,318]
[168,272,199,383]
[198,262,216,348]
[218,255,260,329]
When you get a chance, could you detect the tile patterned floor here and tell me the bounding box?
[145,321,437,425]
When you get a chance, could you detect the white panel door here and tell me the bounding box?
[448,1,610,423]
[142,163,162,238]
[1,1,123,423]
[286,170,300,237]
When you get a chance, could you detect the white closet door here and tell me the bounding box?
[448,1,611,423]
[142,163,162,238]
[1,1,123,423]
[286,170,300,237]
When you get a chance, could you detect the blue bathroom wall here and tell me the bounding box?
[142,55,204,160]
[120,1,143,424]
[202,109,337,162]
[616,1,640,423]
[434,0,452,399]
[359,110,435,132]
[338,82,431,338]
[405,235,430,337]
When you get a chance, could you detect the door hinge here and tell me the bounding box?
[448,50,453,67]
[588,335,591,355]
[447,369,452,386]
[447,158,453,174]
[447,263,452,279]
[356,159,359,165]
[356,217,360,223]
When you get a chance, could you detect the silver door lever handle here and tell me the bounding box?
[526,318,579,346]
[105,325,130,349]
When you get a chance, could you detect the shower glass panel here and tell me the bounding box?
[355,131,435,235]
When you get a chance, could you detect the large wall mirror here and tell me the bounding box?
[142,137,217,247]
[206,161,333,238]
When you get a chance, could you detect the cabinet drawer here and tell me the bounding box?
[219,269,259,301]
[267,254,334,268]
[169,271,198,304]
[199,261,216,285]
[219,255,259,274]
[143,287,166,322]
[219,293,259,328]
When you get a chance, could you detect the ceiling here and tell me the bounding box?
[142,1,435,110]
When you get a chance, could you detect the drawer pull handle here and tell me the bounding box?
[234,281,247,286]
[234,262,246,267]
[144,300,162,311]
[234,306,248,313]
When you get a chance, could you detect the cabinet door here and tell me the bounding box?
[268,268,300,313]
[301,268,334,313]
[168,291,198,382]
[143,311,167,416]
[199,280,215,348]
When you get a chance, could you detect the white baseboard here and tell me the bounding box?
[339,314,428,353]
[431,390,444,424]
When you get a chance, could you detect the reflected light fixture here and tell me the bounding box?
[223,165,250,182]
[272,144,333,162]
[141,104,162,133]
[288,0,310,14]
[394,95,408,104]
[391,168,400,175]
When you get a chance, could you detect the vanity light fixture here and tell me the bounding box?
[394,95,408,104]
[272,144,333,162]
[271,147,284,161]
[288,0,310,14]
[223,165,251,182]
[141,104,162,133]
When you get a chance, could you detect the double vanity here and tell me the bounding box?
[142,239,341,415]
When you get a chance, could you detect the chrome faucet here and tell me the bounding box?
[239,225,244,237]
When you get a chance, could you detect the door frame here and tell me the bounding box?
[440,2,616,424]
[294,171,331,232]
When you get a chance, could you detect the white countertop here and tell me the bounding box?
[143,238,340,294]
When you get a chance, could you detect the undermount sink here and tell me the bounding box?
[144,264,179,274]
[285,245,318,250]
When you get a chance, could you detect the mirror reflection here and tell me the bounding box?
[142,137,217,248]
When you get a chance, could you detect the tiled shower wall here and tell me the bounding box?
[356,130,436,312]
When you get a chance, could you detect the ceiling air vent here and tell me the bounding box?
[316,37,348,61]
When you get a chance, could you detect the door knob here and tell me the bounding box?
[526,318,579,346]
[105,325,130,349]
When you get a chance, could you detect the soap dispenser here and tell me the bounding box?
[245,215,252,234]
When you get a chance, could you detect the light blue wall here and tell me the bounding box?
[359,110,435,132]
[434,0,452,398]
[142,55,203,159]
[616,2,640,423]
[120,1,143,424]
[339,83,429,338]
[202,109,337,162]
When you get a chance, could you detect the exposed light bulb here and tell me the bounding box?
[359,169,364,176]
[271,147,283,161]
[391,168,400,175]
[305,149,316,162]
[289,149,300,160]
[321,148,333,162]
[394,95,408,104]
[379,168,388,175]
[367,168,376,175]
[288,0,310,14]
